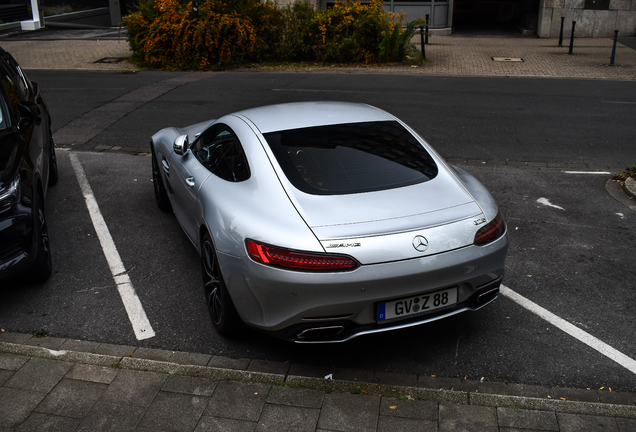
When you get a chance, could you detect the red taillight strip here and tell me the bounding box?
[474,211,506,246]
[246,240,359,271]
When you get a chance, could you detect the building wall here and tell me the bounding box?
[538,0,636,37]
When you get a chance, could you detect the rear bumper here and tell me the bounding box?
[218,231,509,342]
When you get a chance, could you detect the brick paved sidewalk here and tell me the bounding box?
[0,28,635,79]
[1,332,636,431]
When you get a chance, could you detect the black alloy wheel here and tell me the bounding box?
[201,232,241,336]
[151,145,171,211]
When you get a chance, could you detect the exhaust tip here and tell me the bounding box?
[297,326,345,341]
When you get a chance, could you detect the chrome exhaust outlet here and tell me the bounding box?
[477,287,499,303]
[297,326,345,341]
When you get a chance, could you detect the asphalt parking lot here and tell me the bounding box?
[2,147,634,392]
[1,71,635,394]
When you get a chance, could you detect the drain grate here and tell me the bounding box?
[93,57,128,64]
[492,57,523,62]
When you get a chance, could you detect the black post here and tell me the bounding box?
[192,0,198,18]
[558,17,565,46]
[420,26,426,60]
[425,14,429,44]
[609,29,619,65]
[568,21,576,55]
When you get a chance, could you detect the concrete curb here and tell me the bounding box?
[624,176,636,200]
[2,340,635,419]
[606,178,636,212]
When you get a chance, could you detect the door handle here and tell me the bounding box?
[162,159,170,175]
[186,177,195,188]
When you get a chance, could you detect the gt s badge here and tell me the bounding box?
[473,217,487,226]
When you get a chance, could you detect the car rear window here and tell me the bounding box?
[263,121,438,195]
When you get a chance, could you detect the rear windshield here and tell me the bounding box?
[263,121,438,195]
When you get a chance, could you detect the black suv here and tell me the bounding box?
[0,47,57,283]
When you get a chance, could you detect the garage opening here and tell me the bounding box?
[452,0,539,36]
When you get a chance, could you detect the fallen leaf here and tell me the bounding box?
[431,375,436,377]
[560,398,566,401]
[609,388,612,392]
[389,406,397,409]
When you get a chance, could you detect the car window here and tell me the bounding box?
[192,124,250,182]
[263,121,438,195]
[3,57,28,99]
[0,69,21,122]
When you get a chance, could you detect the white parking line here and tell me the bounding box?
[563,171,611,175]
[501,285,636,376]
[69,153,155,341]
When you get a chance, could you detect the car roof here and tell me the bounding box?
[233,102,396,134]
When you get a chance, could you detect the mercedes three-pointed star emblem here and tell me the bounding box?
[412,235,429,252]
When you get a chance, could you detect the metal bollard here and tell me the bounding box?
[425,14,429,45]
[420,26,426,60]
[192,0,198,18]
[558,17,565,46]
[609,30,619,65]
[568,21,576,55]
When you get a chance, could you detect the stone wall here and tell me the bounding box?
[537,0,636,37]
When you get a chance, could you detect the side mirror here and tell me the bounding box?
[173,134,189,156]
[17,101,41,130]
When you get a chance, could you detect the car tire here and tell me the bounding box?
[201,232,242,336]
[30,191,52,282]
[151,145,171,212]
[48,133,58,186]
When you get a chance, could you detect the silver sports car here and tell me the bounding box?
[151,102,509,343]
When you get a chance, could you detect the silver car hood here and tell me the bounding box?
[281,168,484,264]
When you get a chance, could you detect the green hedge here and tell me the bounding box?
[124,0,422,69]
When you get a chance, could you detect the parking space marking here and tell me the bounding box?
[563,171,611,175]
[69,153,155,341]
[501,285,636,375]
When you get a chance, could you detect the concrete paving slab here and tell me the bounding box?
[98,368,166,407]
[58,339,100,353]
[497,407,560,430]
[65,363,119,384]
[93,342,136,357]
[380,396,438,420]
[377,415,438,432]
[194,416,257,432]
[254,404,320,432]
[318,392,381,432]
[439,404,498,431]
[0,369,13,386]
[247,359,290,375]
[0,387,47,428]
[74,401,147,432]
[162,374,218,397]
[267,385,325,409]
[0,352,30,370]
[34,378,107,418]
[137,391,209,432]
[556,412,620,431]
[24,336,65,350]
[15,412,82,432]
[3,358,72,392]
[206,355,250,370]
[170,351,212,366]
[204,381,270,421]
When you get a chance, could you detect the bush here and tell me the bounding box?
[124,0,416,69]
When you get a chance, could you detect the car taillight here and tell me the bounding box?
[474,211,506,246]
[246,240,359,271]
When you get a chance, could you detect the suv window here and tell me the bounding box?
[263,121,438,195]
[0,68,22,122]
[192,124,250,182]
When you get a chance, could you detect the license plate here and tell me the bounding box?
[377,287,458,323]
